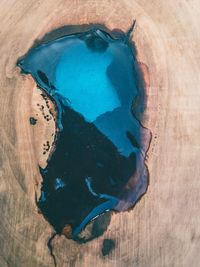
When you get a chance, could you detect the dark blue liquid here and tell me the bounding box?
[18,26,149,241]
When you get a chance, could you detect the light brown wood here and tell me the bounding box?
[1,0,200,266]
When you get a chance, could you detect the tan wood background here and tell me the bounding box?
[0,0,200,266]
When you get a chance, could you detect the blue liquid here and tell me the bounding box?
[56,38,120,122]
[17,26,149,241]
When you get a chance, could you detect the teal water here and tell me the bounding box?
[17,26,149,242]
[56,38,120,122]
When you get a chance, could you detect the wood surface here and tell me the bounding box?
[0,0,200,266]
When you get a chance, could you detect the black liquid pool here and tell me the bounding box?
[18,24,150,241]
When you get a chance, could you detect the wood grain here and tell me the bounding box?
[0,0,200,266]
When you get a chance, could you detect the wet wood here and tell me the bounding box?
[0,0,200,266]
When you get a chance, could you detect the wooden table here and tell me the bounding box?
[0,0,200,266]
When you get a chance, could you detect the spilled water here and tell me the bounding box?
[17,24,150,242]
